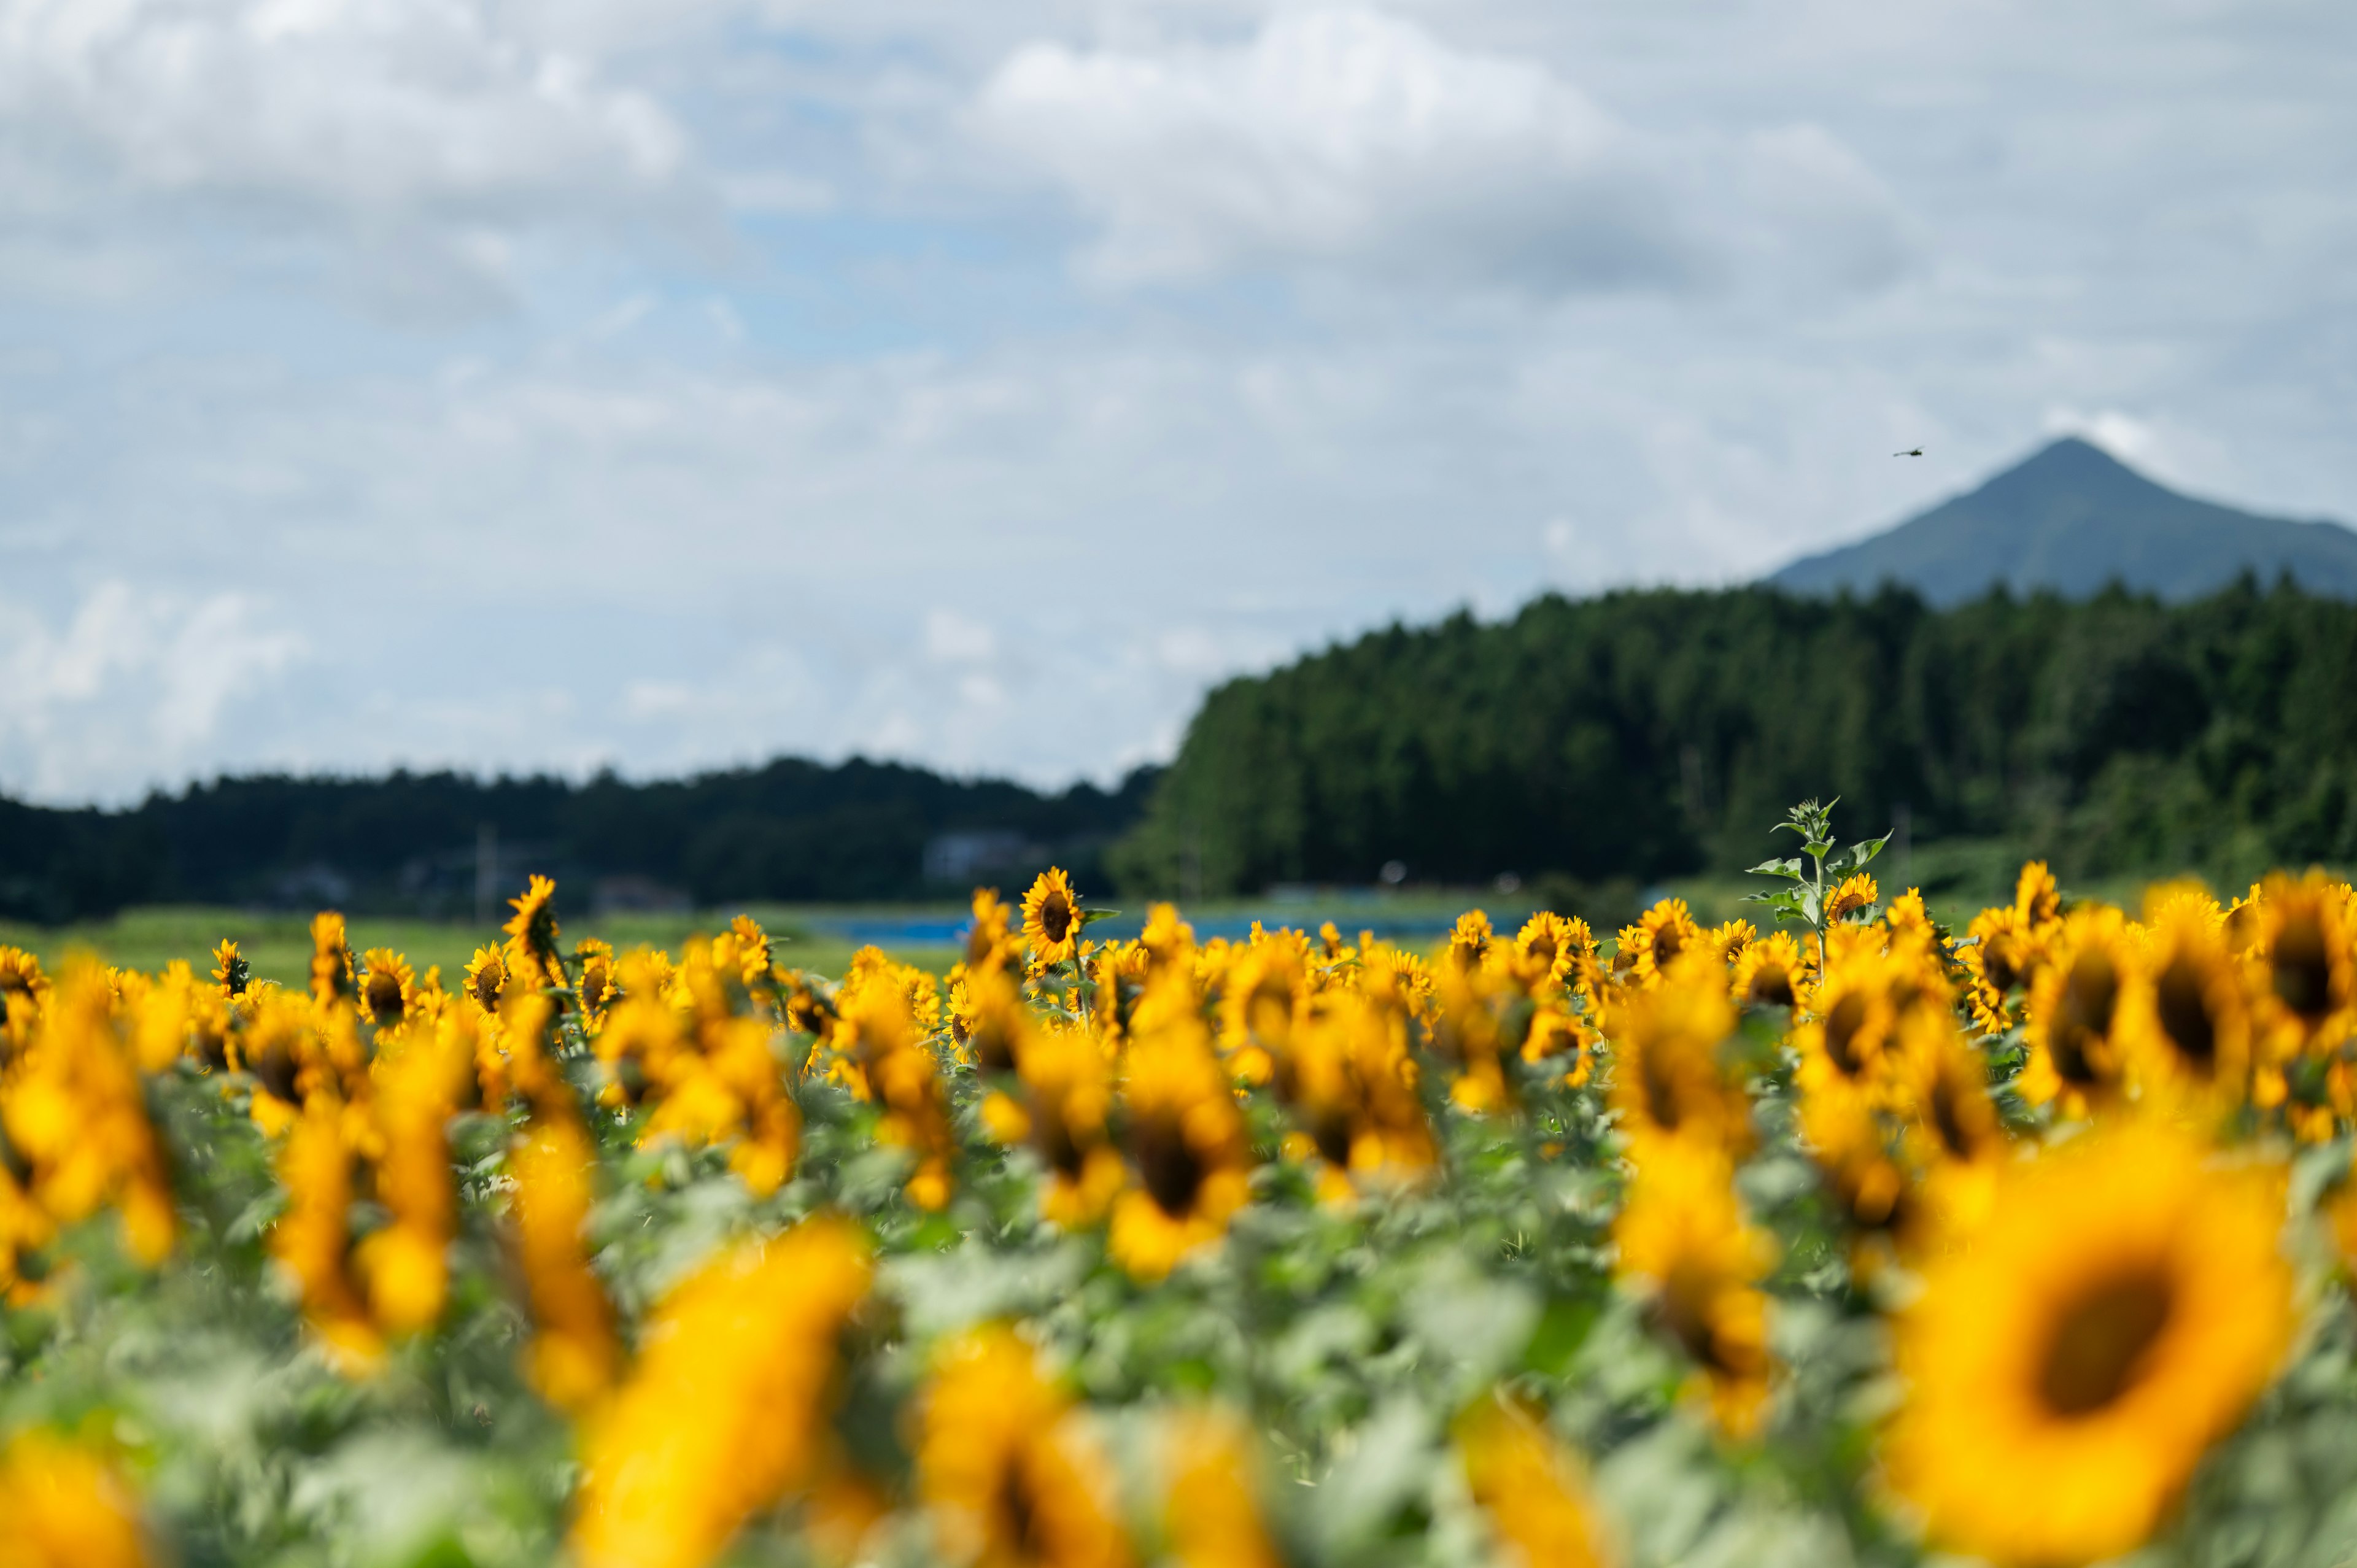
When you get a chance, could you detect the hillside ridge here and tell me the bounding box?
[1770,438,2357,603]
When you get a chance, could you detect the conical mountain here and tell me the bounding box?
[1768,437,2357,603]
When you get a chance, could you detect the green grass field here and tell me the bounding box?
[0,905,958,989]
[0,844,2240,991]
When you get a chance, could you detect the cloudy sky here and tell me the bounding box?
[2,0,2351,803]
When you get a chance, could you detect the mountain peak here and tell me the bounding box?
[1768,439,2357,604]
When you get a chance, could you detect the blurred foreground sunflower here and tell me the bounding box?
[1884,1121,2293,1566]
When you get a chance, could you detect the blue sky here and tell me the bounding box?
[2,0,2352,802]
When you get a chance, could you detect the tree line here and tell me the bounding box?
[1109,577,2357,900]
[0,758,1159,923]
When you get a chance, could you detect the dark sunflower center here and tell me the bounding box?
[1824,992,1871,1077]
[1651,923,1684,970]
[1528,933,1558,967]
[1136,1114,1206,1217]
[996,1445,1047,1558]
[1040,893,1075,946]
[2053,951,2119,1084]
[363,971,404,1025]
[472,967,504,1010]
[1982,939,2022,995]
[973,1018,1018,1075]
[251,1038,301,1103]
[2274,914,2332,1019]
[1037,1105,1086,1177]
[1312,1108,1355,1168]
[2154,956,2219,1069]
[1639,1045,1684,1132]
[1930,1074,1979,1162]
[1747,964,1795,1008]
[2038,1270,2175,1416]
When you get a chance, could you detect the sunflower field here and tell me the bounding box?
[8,801,2357,1568]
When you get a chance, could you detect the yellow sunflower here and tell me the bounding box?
[1959,903,2043,1035]
[1447,910,1495,971]
[2019,906,2141,1118]
[1457,1393,1616,1568]
[1515,911,1592,987]
[463,945,508,1013]
[918,1327,1134,1568]
[503,875,564,989]
[2015,859,2062,926]
[357,948,414,1029]
[0,1432,152,1568]
[1617,898,1700,987]
[1007,1019,1124,1228]
[1604,958,1750,1161]
[1159,1409,1282,1568]
[1824,873,1878,923]
[2122,897,2251,1111]
[1022,868,1084,970]
[2252,873,2355,1056]
[1614,1135,1777,1438]
[1895,1010,2008,1242]
[309,911,354,1008]
[1884,1121,2293,1567]
[1728,930,1810,1011]
[1109,981,1255,1280]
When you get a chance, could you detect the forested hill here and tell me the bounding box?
[1111,579,2357,897]
[0,758,1158,922]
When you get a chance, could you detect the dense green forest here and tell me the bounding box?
[1110,577,2357,898]
[0,759,1157,922]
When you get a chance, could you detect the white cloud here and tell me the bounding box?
[975,7,1911,296]
[925,609,998,665]
[0,581,304,797]
[0,0,702,308]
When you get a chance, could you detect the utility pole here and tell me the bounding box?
[474,824,497,929]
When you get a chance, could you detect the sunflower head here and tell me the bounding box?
[1457,1394,1615,1568]
[1158,1408,1282,1568]
[463,946,508,1013]
[1825,873,1879,923]
[1447,910,1495,972]
[1606,958,1749,1160]
[358,949,415,1029]
[2019,906,2140,1118]
[2125,899,2251,1108]
[1139,903,1198,975]
[2254,873,2355,1038]
[1021,868,1083,970]
[2015,860,2063,927]
[918,1328,1132,1568]
[309,913,354,1008]
[1885,1121,2293,1567]
[1619,899,1700,987]
[198,939,244,1000]
[1,946,50,1038]
[1614,1135,1778,1438]
[1729,930,1809,1012]
[1109,981,1254,1280]
[0,1431,153,1568]
[503,876,563,986]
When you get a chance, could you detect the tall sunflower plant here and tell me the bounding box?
[1746,796,1889,960]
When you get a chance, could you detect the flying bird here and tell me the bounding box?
[1894,447,1924,457]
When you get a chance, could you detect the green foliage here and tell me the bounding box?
[1113,579,2357,897]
